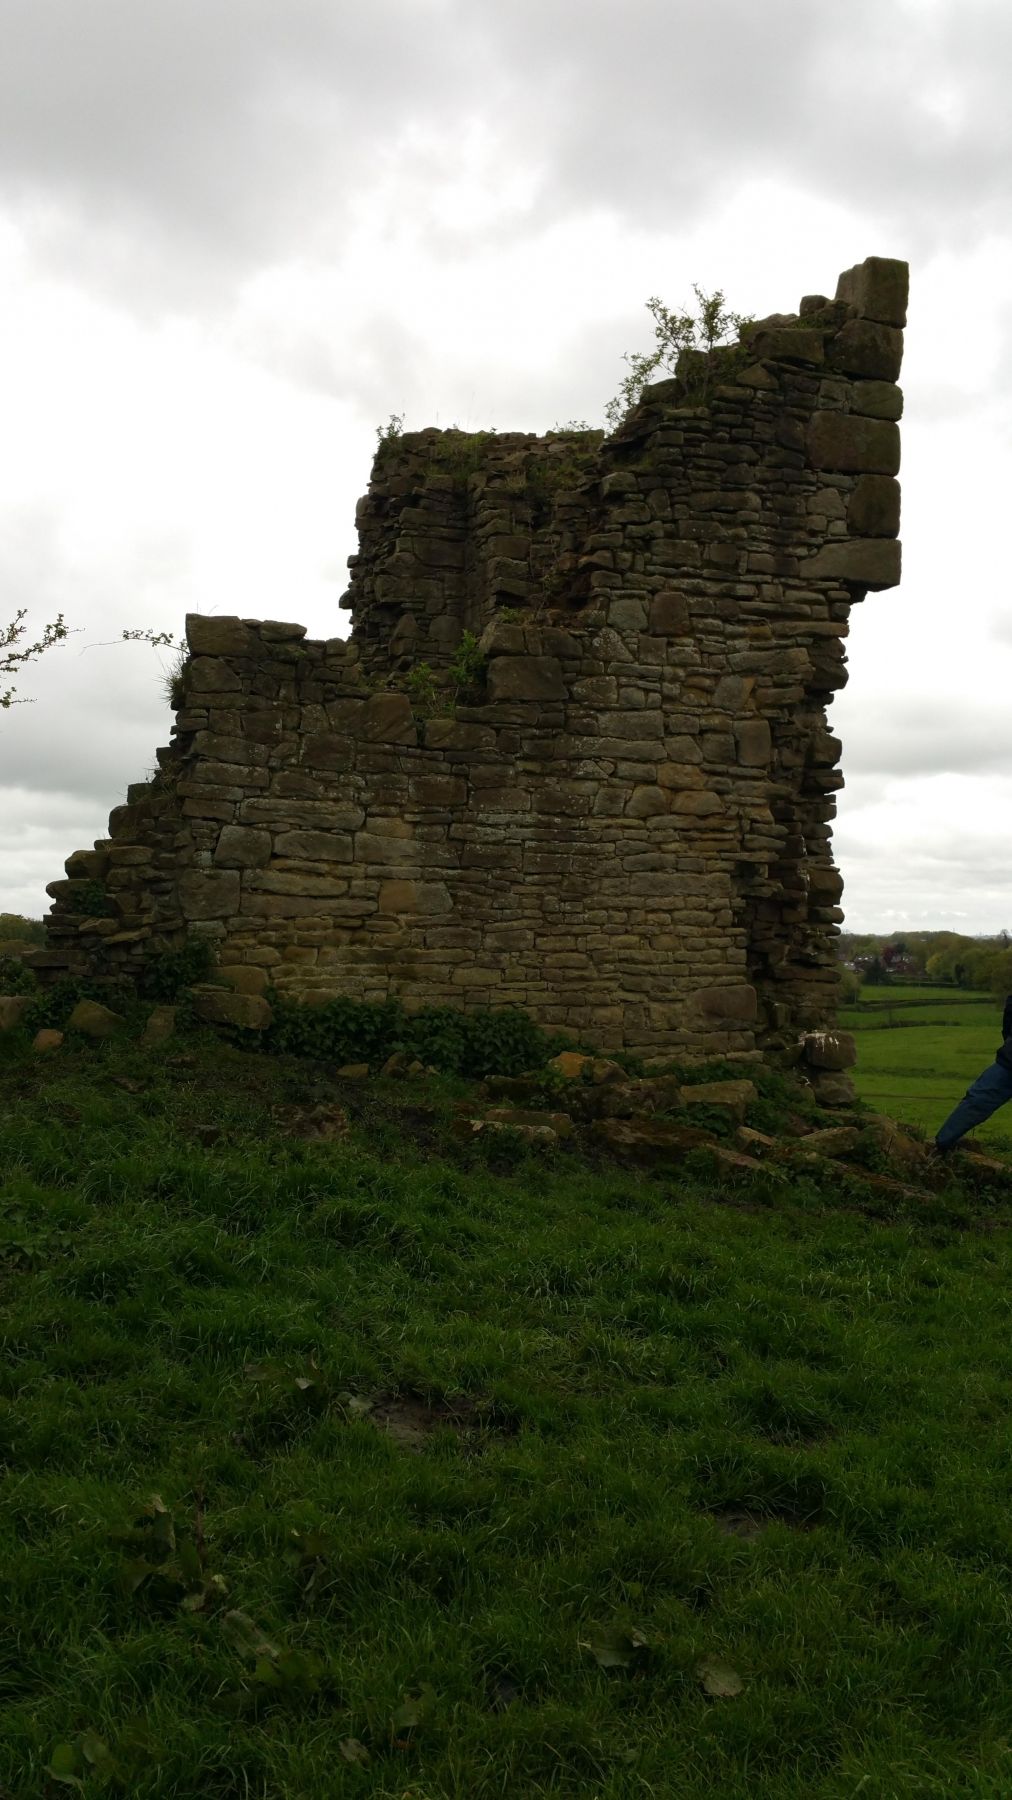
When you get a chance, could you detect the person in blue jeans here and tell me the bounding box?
[936,994,1012,1151]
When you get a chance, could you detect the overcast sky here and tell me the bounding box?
[2,0,1011,934]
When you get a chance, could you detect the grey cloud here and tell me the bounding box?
[0,0,495,297]
[836,700,1012,779]
[4,0,1011,308]
[834,826,1012,934]
[0,504,179,807]
[488,0,1012,257]
[0,784,117,920]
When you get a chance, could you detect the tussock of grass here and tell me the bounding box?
[2,1030,1012,1796]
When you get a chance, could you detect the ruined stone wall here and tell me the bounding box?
[42,257,906,1073]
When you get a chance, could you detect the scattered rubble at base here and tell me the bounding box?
[2,984,1010,1208]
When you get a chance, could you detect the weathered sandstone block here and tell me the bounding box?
[802,539,901,590]
[191,988,273,1030]
[486,656,566,702]
[835,256,909,327]
[67,999,124,1038]
[694,985,758,1023]
[179,869,241,920]
[214,826,272,869]
[185,614,255,656]
[802,1030,857,1071]
[808,413,900,474]
[826,319,903,382]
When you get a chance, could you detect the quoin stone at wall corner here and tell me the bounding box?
[42,258,907,1088]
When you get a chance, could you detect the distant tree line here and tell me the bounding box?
[839,930,1012,997]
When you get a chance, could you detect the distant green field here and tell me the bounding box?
[851,983,989,1005]
[848,985,1012,1146]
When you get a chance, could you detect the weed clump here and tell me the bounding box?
[265,996,570,1078]
[0,955,37,996]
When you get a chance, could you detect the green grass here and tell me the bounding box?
[848,985,1012,1148]
[4,1029,1012,1796]
[849,985,990,1006]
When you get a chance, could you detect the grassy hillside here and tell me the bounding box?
[845,986,1012,1147]
[3,1022,1012,1796]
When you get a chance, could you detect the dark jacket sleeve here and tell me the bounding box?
[997,996,1012,1068]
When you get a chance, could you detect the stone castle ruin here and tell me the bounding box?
[42,257,906,1088]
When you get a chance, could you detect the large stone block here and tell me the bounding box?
[808,413,900,474]
[303,733,354,771]
[186,657,243,693]
[851,380,903,420]
[803,1030,857,1071]
[378,880,452,914]
[680,1079,757,1122]
[254,871,350,897]
[259,619,307,642]
[486,656,566,702]
[218,965,269,995]
[423,718,496,751]
[185,614,255,656]
[826,320,903,381]
[835,257,909,327]
[214,826,272,869]
[735,720,771,766]
[65,848,110,880]
[808,865,844,902]
[358,692,417,744]
[802,538,901,590]
[67,999,124,1038]
[648,591,690,634]
[272,830,353,862]
[178,869,241,921]
[847,474,900,538]
[191,987,273,1030]
[693,984,758,1022]
[749,326,825,365]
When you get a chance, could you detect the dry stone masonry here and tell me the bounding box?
[42,258,907,1086]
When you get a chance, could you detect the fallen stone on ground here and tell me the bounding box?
[807,1073,855,1108]
[547,1050,626,1084]
[960,1149,1012,1182]
[736,1126,777,1155]
[277,1102,350,1143]
[463,1107,572,1146]
[793,1125,863,1159]
[336,1062,370,1079]
[67,998,125,1039]
[0,996,30,1032]
[589,1118,719,1165]
[483,1106,574,1140]
[141,1005,177,1047]
[597,1076,686,1119]
[708,1145,771,1178]
[862,1114,927,1171]
[680,1079,757,1123]
[191,987,273,1031]
[32,1029,64,1053]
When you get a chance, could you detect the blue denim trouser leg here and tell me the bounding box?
[936,1059,1012,1149]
